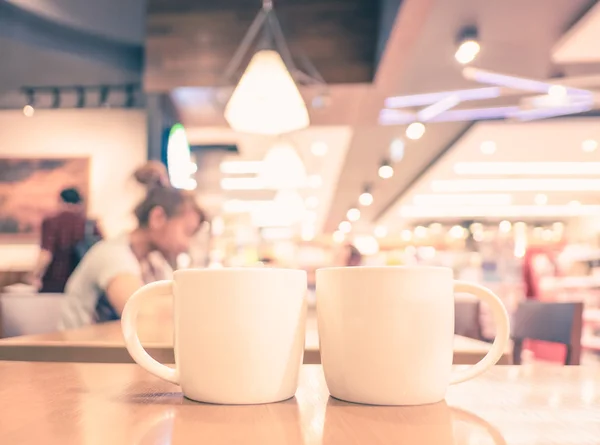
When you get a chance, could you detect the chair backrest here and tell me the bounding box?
[511,301,583,365]
[454,300,481,339]
[0,293,64,337]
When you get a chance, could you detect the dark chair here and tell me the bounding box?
[511,301,583,365]
[455,300,482,340]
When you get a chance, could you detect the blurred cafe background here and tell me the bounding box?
[1,0,600,366]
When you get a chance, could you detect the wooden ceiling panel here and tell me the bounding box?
[145,0,380,91]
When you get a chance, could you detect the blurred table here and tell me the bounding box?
[0,362,598,444]
[0,311,510,364]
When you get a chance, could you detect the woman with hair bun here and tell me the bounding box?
[58,162,205,329]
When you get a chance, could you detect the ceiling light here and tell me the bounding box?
[305,196,319,209]
[22,104,35,117]
[548,85,568,98]
[413,194,512,207]
[429,222,442,233]
[353,235,379,256]
[450,225,467,239]
[535,193,548,206]
[310,141,328,156]
[220,177,266,190]
[301,224,315,242]
[455,27,480,64]
[455,40,480,64]
[347,208,361,222]
[414,226,428,238]
[399,205,600,218]
[454,162,600,175]
[582,139,598,152]
[258,141,307,189]
[307,174,323,188]
[389,138,405,162]
[223,200,270,213]
[469,222,483,234]
[431,178,600,192]
[480,141,496,155]
[374,226,388,238]
[472,231,484,242]
[359,191,373,206]
[379,106,518,126]
[333,230,345,244]
[406,122,426,140]
[378,161,394,179]
[338,221,352,234]
[225,49,309,135]
[261,227,294,240]
[401,229,413,241]
[499,220,512,233]
[384,87,500,108]
[220,161,263,174]
[417,94,461,121]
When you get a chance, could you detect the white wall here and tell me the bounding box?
[0,109,147,264]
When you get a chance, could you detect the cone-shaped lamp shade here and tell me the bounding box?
[259,141,307,189]
[225,50,310,135]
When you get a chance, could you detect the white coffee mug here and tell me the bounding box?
[122,268,307,404]
[316,266,510,405]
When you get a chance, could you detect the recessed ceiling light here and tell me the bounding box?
[338,221,352,234]
[406,122,426,140]
[534,193,548,205]
[480,141,496,155]
[582,139,598,153]
[449,225,466,239]
[346,208,361,222]
[378,161,394,179]
[359,185,374,206]
[499,220,512,233]
[310,141,328,156]
[455,40,480,64]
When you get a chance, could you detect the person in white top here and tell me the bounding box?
[58,163,205,330]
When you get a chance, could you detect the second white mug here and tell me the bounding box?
[316,266,510,405]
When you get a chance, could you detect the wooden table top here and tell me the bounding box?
[0,311,510,365]
[0,362,598,444]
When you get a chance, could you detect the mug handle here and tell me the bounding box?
[449,281,510,385]
[121,280,179,385]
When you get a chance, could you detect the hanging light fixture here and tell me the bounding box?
[223,0,322,136]
[258,141,307,189]
[359,184,374,206]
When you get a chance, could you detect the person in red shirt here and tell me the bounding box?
[30,188,102,293]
